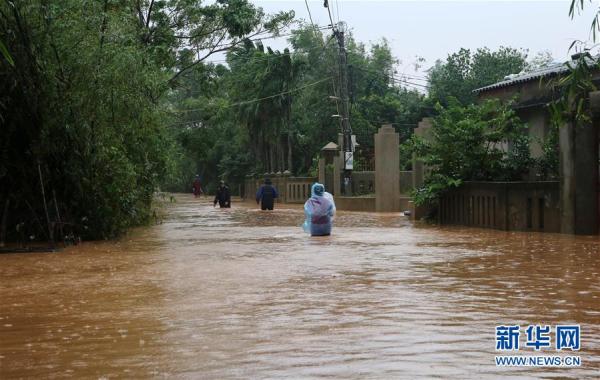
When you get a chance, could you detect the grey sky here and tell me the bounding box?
[243,0,597,80]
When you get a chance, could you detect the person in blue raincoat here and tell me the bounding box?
[303,183,336,236]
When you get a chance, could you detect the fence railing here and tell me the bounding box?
[439,181,560,232]
[352,154,375,172]
[286,178,315,203]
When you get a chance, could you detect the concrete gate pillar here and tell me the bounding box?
[375,125,400,212]
[319,142,339,195]
[333,155,341,196]
[412,118,433,189]
[559,91,600,234]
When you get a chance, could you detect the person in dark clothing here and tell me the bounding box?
[213,180,231,208]
[256,178,278,210]
[192,175,204,197]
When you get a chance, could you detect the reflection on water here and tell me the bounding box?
[1,195,599,379]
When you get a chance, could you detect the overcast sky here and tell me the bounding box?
[239,0,598,80]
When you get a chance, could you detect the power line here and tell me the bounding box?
[353,66,430,90]
[397,73,429,81]
[205,43,332,65]
[197,30,342,132]
[214,56,428,91]
[304,0,319,34]
[170,76,333,116]
[202,37,428,90]
[324,0,336,29]
[303,0,342,136]
[330,0,337,24]
[357,67,429,88]
[350,63,429,82]
[393,78,429,89]
[201,26,330,54]
[171,26,333,82]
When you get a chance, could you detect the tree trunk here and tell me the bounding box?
[278,135,284,172]
[269,145,275,173]
[287,132,292,173]
[286,105,293,172]
[0,198,10,248]
[273,140,278,172]
[37,162,54,244]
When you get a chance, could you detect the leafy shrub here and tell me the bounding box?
[406,99,531,206]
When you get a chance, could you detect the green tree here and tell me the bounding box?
[349,39,426,149]
[168,24,428,190]
[409,99,531,206]
[0,39,13,66]
[0,0,292,239]
[132,0,294,85]
[427,47,527,106]
[226,41,304,173]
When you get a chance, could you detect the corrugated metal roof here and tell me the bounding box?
[474,61,568,93]
[474,54,598,93]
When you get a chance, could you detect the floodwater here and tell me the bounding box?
[1,194,599,379]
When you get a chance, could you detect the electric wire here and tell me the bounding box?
[303,0,342,130]
[202,37,428,91]
[304,0,319,35]
[325,1,336,29]
[205,43,332,65]
[170,76,333,117]
[174,6,425,130]
[353,65,430,90]
[198,26,331,57]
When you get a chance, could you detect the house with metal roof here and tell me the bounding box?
[475,54,593,176]
[435,53,600,235]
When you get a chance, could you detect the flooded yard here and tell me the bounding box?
[1,194,599,379]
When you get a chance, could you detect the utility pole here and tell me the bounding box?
[334,23,353,196]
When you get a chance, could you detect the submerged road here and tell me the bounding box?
[1,194,599,379]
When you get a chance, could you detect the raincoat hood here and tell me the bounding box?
[311,183,325,197]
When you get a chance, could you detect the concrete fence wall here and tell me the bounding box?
[439,181,560,232]
[335,196,376,211]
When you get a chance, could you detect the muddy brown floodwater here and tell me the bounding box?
[1,194,599,379]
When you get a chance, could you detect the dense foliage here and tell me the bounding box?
[427,47,527,106]
[409,99,532,206]
[170,25,427,189]
[0,0,290,240]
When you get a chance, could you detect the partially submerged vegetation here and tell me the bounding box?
[1,0,572,241]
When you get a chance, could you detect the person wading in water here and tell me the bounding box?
[302,183,336,236]
[192,175,204,198]
[213,180,231,208]
[255,178,279,210]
